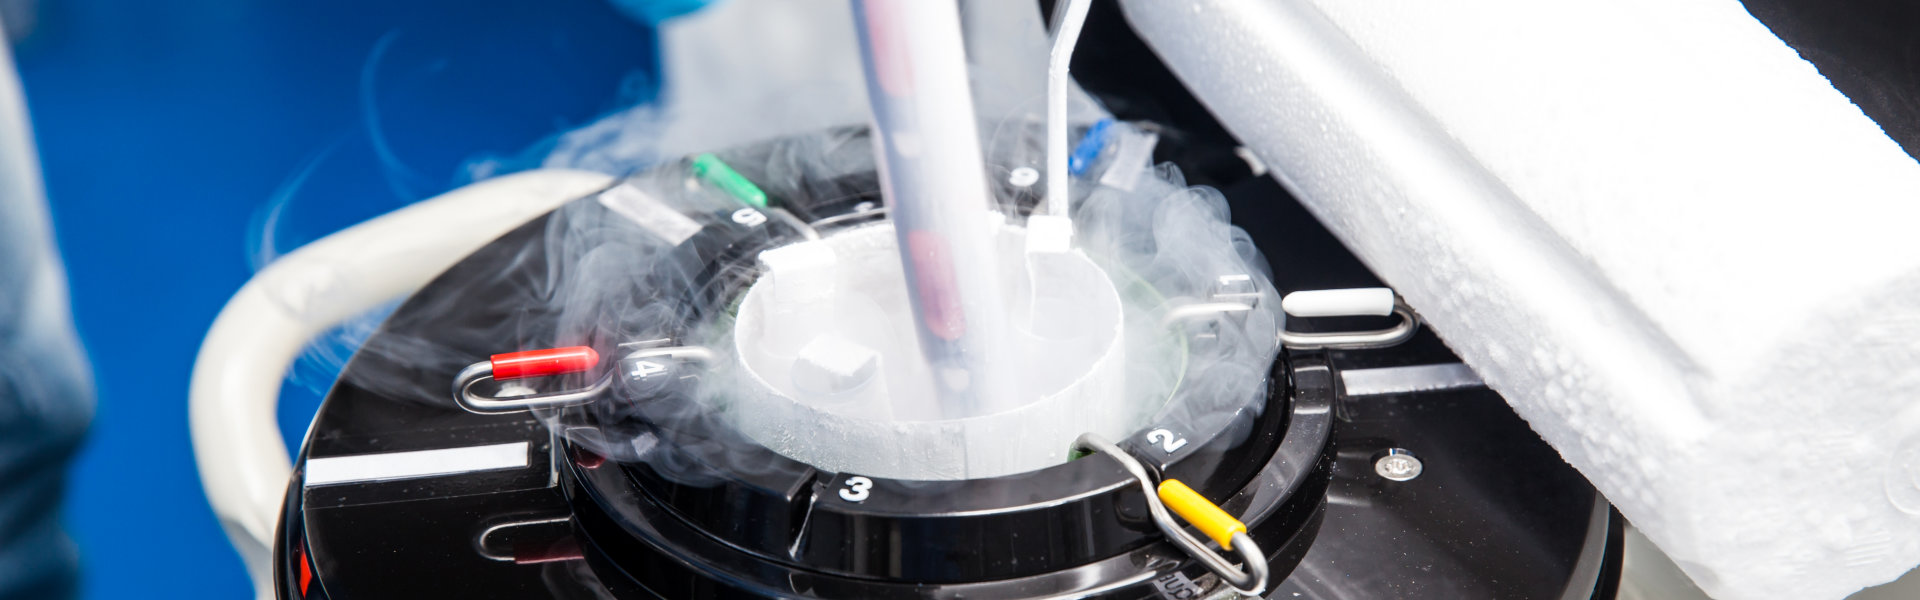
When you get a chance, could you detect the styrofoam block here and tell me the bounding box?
[730,223,1134,480]
[1119,0,1920,598]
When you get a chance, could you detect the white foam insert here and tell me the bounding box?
[730,223,1136,481]
[1122,1,1920,598]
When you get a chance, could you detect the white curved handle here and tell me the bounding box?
[189,169,615,600]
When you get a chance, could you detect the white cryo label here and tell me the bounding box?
[840,476,873,502]
[304,442,530,486]
[598,184,703,245]
[1147,429,1189,454]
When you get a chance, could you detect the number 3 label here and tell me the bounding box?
[839,476,873,502]
[1146,429,1188,454]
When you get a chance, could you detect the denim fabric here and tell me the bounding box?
[0,42,90,600]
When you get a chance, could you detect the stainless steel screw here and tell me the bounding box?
[1374,448,1423,482]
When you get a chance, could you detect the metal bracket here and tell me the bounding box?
[474,515,577,564]
[1279,297,1420,350]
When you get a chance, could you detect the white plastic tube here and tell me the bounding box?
[189,169,614,600]
[1045,0,1093,218]
[1281,288,1397,317]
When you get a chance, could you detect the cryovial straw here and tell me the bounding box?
[1045,0,1093,218]
[851,0,1016,418]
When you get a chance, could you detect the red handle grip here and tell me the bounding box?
[490,346,600,381]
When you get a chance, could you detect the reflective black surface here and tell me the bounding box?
[1279,350,1616,599]
[1742,0,1920,161]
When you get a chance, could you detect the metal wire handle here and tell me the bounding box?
[451,346,716,414]
[473,516,573,562]
[1279,299,1420,350]
[1073,434,1270,596]
[1160,292,1419,351]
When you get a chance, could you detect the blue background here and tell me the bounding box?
[13,1,661,597]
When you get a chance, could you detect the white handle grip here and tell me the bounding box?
[1281,288,1397,318]
[189,169,614,600]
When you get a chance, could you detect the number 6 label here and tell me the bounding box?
[731,207,768,227]
[839,476,873,502]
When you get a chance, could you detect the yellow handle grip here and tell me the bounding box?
[1157,479,1247,549]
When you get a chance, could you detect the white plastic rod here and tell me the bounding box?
[1045,0,1093,217]
[189,169,614,600]
[1281,287,1398,318]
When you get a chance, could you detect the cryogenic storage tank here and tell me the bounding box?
[266,125,1620,599]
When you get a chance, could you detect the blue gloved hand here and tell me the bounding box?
[607,0,715,26]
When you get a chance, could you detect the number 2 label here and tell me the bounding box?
[1146,429,1188,454]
